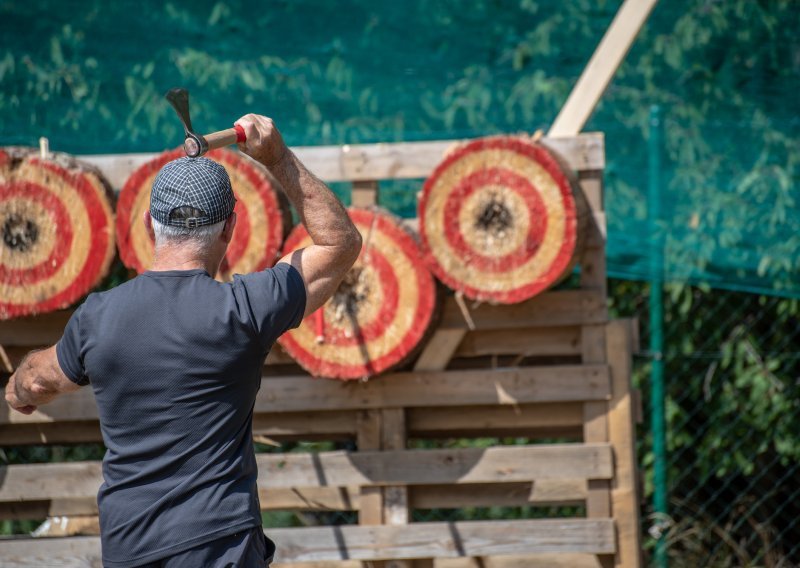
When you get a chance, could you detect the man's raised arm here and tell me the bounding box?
[235,114,362,317]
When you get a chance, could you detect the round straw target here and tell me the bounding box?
[116,148,288,280]
[278,208,438,380]
[0,147,116,319]
[419,136,586,304]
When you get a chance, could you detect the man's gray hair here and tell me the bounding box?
[152,218,225,252]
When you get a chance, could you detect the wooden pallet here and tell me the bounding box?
[0,133,642,567]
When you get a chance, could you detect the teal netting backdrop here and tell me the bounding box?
[2,0,798,296]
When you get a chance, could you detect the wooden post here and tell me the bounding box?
[606,319,643,568]
[350,179,414,568]
[357,409,384,528]
[578,170,614,568]
[352,180,379,208]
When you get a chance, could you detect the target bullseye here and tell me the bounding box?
[116,148,288,280]
[278,208,438,380]
[419,136,587,304]
[0,147,116,319]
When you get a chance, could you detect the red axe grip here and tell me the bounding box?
[234,124,246,143]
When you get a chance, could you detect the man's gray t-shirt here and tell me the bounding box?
[56,263,306,568]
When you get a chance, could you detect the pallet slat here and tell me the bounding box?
[0,444,611,505]
[77,133,604,189]
[0,365,610,428]
[439,291,606,330]
[0,478,590,521]
[0,402,587,446]
[0,519,615,565]
[0,290,607,349]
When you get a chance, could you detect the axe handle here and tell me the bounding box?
[203,124,247,152]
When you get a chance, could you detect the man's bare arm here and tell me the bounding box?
[4,346,81,415]
[235,114,362,317]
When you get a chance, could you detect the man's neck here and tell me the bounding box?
[149,245,219,277]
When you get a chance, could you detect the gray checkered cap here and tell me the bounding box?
[150,157,236,228]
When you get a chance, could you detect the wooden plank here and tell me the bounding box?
[0,310,70,346]
[581,329,611,522]
[407,403,583,438]
[579,171,605,218]
[0,290,607,349]
[0,411,358,446]
[1,487,365,520]
[439,290,607,330]
[0,365,611,431]
[455,327,581,358]
[413,329,466,371]
[77,134,604,190]
[1,478,592,520]
[0,478,593,521]
[357,409,384,526]
[269,557,605,568]
[381,408,411,568]
[0,444,612,505]
[0,555,601,568]
[0,519,616,564]
[252,410,358,439]
[549,0,658,137]
[606,320,643,568]
[351,180,378,207]
[381,409,408,525]
[413,479,587,509]
[255,365,612,414]
[0,400,588,446]
[0,421,103,445]
[0,498,98,520]
[434,554,604,568]
[582,401,611,520]
[258,444,615,489]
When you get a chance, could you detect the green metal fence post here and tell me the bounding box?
[648,104,668,567]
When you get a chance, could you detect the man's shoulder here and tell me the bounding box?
[78,276,145,314]
[233,263,306,300]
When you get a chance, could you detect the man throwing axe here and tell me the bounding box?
[5,115,362,567]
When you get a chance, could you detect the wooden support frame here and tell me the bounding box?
[0,132,642,567]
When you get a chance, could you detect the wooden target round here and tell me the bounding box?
[278,208,438,380]
[419,136,586,304]
[0,147,115,319]
[116,148,288,280]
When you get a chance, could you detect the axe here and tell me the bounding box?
[165,88,246,158]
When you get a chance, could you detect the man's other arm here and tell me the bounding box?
[5,347,81,415]
[236,114,362,317]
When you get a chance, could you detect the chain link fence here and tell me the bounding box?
[610,280,800,567]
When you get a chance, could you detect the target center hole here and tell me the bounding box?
[3,214,39,252]
[331,266,370,322]
[475,196,513,238]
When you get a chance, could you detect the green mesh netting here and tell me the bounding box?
[1,0,798,296]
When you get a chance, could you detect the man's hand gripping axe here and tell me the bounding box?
[165,88,246,158]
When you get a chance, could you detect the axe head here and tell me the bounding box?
[165,88,205,157]
[166,88,193,135]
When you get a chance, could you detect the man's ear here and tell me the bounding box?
[143,210,155,241]
[222,212,237,244]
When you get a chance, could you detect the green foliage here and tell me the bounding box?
[609,278,800,564]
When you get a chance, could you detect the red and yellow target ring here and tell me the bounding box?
[116,148,287,280]
[278,208,438,380]
[419,136,583,304]
[0,149,115,319]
